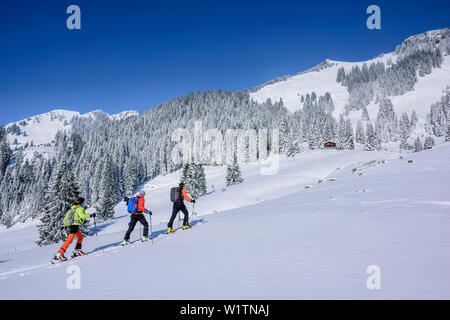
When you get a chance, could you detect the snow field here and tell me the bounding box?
[1,143,449,299]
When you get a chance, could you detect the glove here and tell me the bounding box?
[192,200,196,203]
[145,210,152,215]
[91,213,97,218]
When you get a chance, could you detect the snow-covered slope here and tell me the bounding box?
[347,56,450,135]
[5,109,138,156]
[1,143,449,299]
[250,30,450,129]
[250,53,398,115]
[6,110,78,147]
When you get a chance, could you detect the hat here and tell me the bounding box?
[138,191,146,197]
[74,197,85,205]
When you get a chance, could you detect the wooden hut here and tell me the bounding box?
[324,141,336,149]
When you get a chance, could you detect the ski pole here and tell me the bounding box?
[93,215,99,251]
[190,202,195,231]
[93,215,98,236]
[149,212,153,245]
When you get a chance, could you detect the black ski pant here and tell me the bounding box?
[168,202,189,228]
[124,214,149,240]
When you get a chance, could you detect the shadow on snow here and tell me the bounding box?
[87,218,207,255]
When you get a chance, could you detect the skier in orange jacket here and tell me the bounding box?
[167,182,195,233]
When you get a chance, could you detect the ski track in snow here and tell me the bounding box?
[0,220,206,280]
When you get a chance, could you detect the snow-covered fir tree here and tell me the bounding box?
[95,156,117,221]
[188,163,207,199]
[124,156,138,196]
[399,112,412,149]
[318,92,334,113]
[0,125,12,181]
[279,119,290,155]
[226,156,243,187]
[362,106,370,121]
[180,160,206,199]
[364,122,381,151]
[90,157,104,205]
[0,167,14,227]
[375,98,399,143]
[286,131,302,157]
[336,67,346,83]
[410,110,418,129]
[181,163,193,191]
[301,93,339,149]
[424,137,435,149]
[427,89,450,137]
[355,121,365,144]
[414,137,424,152]
[337,116,354,150]
[36,163,81,246]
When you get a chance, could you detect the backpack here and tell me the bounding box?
[170,187,181,202]
[64,207,77,226]
[127,197,139,214]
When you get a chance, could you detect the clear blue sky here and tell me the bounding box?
[0,0,449,124]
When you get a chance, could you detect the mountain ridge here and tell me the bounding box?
[5,28,450,155]
[4,109,139,154]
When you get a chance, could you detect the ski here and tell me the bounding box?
[50,252,88,264]
[163,221,204,236]
[50,222,206,265]
[119,237,150,249]
[50,258,67,265]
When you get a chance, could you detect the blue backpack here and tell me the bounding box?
[127,197,139,214]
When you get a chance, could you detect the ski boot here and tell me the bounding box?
[54,252,67,261]
[142,235,150,242]
[121,239,130,246]
[72,249,87,258]
[182,224,192,230]
[167,228,175,234]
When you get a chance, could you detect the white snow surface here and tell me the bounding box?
[1,143,450,299]
[362,56,450,135]
[251,60,350,115]
[250,53,398,114]
[250,53,450,131]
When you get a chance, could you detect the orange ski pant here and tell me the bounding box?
[59,226,84,254]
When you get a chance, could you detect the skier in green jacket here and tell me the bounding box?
[55,197,95,261]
